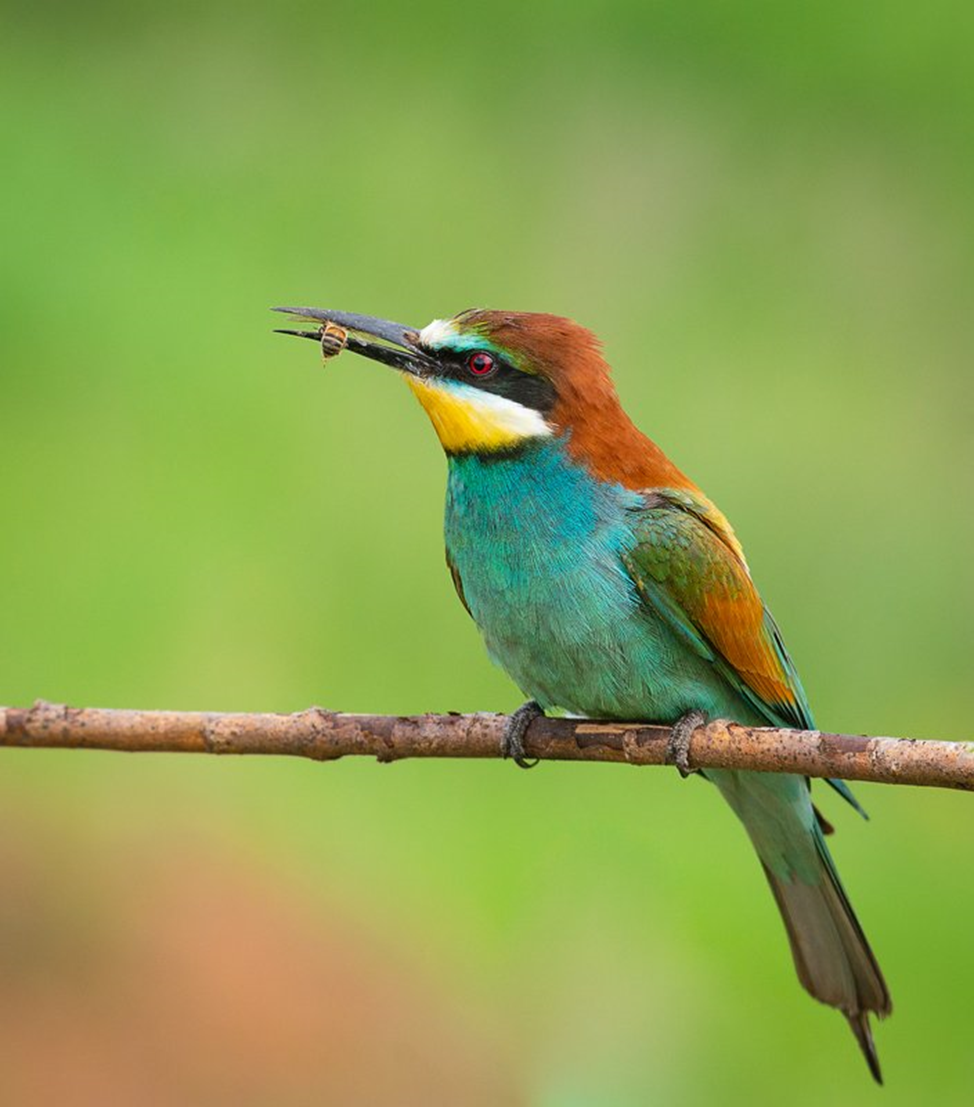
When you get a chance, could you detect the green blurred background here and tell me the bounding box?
[2,2,973,1103]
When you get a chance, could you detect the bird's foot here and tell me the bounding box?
[668,710,707,778]
[502,701,543,769]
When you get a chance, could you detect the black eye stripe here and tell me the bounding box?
[437,350,556,415]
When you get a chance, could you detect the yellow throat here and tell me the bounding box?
[405,376,551,454]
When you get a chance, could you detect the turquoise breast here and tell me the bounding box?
[444,440,749,722]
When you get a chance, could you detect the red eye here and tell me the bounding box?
[467,351,496,376]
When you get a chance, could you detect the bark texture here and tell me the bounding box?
[1,701,971,790]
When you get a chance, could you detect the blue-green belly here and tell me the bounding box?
[445,441,822,882]
[444,442,756,725]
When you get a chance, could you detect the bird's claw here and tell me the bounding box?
[502,701,543,769]
[668,710,707,777]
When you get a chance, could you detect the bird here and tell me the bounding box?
[275,304,892,1081]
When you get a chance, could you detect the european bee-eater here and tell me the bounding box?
[276,305,891,1081]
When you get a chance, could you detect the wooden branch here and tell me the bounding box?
[0,701,971,790]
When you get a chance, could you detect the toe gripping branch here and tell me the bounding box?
[502,701,544,769]
[668,710,707,778]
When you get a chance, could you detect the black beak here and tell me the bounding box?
[272,306,432,376]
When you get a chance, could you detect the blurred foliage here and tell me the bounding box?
[1,1,973,1103]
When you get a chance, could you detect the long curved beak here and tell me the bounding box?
[272,306,432,376]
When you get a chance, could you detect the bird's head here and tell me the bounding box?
[274,305,692,489]
[274,306,618,456]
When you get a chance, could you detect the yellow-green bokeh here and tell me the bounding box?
[2,3,973,1103]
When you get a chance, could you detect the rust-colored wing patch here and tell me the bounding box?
[625,490,812,730]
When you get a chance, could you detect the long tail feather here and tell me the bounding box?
[712,769,891,1082]
[847,1011,884,1085]
[761,829,891,1083]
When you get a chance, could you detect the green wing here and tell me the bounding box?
[624,489,864,815]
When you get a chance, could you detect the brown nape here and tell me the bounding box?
[461,310,698,492]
